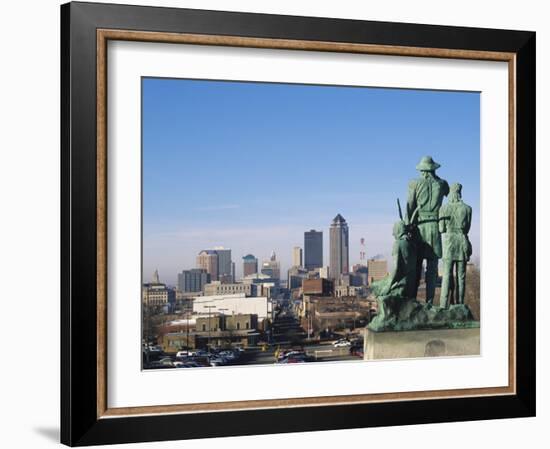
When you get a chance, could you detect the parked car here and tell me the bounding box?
[145,361,174,369]
[278,356,307,364]
[158,357,174,366]
[333,339,351,347]
[219,351,236,361]
[276,350,311,364]
[276,349,303,362]
[188,349,208,357]
[175,361,201,368]
[190,356,211,367]
[209,356,226,367]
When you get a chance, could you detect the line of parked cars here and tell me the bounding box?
[144,347,244,369]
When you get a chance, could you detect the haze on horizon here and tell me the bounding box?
[142,78,480,286]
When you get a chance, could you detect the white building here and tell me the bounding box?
[318,266,330,279]
[193,293,272,320]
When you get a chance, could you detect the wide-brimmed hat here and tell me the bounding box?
[416,155,441,171]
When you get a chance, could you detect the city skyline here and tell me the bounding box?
[143,78,480,285]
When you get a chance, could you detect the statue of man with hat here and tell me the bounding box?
[438,183,473,307]
[407,156,449,304]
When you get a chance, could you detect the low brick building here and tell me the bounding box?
[302,278,334,296]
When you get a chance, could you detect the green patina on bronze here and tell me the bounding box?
[407,156,449,305]
[439,182,473,308]
[371,220,417,299]
[368,296,477,332]
[368,156,478,332]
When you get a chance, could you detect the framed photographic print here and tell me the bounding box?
[61,1,536,446]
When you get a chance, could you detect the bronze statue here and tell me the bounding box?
[439,183,473,307]
[407,156,449,304]
[371,218,417,299]
[368,159,476,332]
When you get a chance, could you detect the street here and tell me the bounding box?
[238,343,362,365]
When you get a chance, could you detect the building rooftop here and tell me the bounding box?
[143,283,168,289]
[332,213,347,224]
[194,293,248,302]
[165,330,259,338]
[198,249,218,255]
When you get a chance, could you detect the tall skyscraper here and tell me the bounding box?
[329,214,349,281]
[213,246,232,280]
[304,229,323,271]
[177,268,210,292]
[292,246,303,267]
[242,254,258,277]
[196,250,219,281]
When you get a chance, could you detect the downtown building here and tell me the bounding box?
[142,270,175,307]
[329,214,349,282]
[177,268,210,293]
[193,293,272,321]
[203,281,258,297]
[261,251,281,280]
[213,246,233,282]
[367,258,388,284]
[292,246,303,268]
[196,247,234,282]
[304,229,323,271]
[242,273,281,299]
[242,254,258,277]
[196,250,219,281]
[352,264,369,285]
[287,265,309,290]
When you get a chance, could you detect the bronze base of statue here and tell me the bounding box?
[368,295,477,332]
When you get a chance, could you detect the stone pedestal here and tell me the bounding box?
[363,326,480,360]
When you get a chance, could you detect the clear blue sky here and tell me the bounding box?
[142,77,480,285]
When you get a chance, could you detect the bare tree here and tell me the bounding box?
[465,265,481,321]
